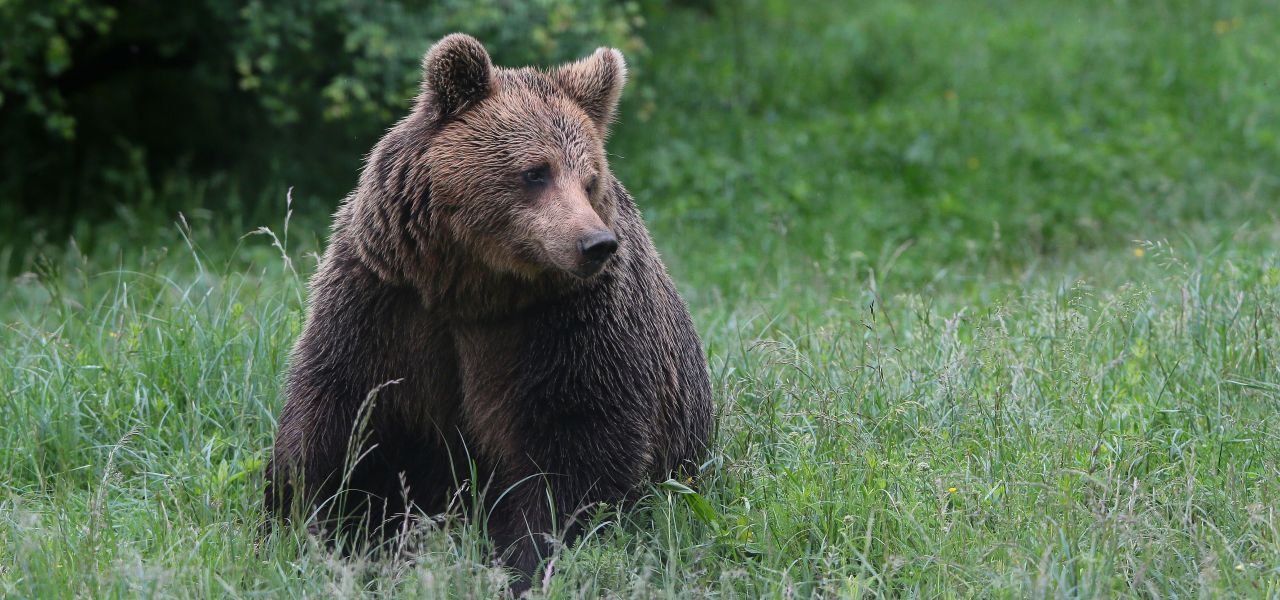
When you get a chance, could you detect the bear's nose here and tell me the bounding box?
[578,231,619,263]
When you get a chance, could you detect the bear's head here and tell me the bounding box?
[415,34,627,281]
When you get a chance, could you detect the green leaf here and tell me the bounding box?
[658,478,722,526]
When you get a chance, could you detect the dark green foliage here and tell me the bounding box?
[0,0,117,139]
[0,0,647,223]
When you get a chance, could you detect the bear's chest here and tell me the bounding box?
[449,300,667,464]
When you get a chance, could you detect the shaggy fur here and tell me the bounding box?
[264,34,712,592]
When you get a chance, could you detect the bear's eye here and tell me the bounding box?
[521,165,550,186]
[586,176,600,195]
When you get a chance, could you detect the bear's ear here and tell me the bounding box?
[554,47,627,136]
[419,33,494,123]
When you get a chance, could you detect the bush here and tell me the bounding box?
[0,0,650,222]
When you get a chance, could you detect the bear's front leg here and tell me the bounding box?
[462,399,651,594]
[485,466,601,596]
[489,483,555,593]
[452,300,661,594]
[266,252,464,543]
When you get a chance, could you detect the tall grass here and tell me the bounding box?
[4,200,1277,597]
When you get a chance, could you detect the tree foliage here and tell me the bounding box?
[0,0,650,219]
[0,0,118,139]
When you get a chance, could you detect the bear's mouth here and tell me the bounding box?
[572,255,612,279]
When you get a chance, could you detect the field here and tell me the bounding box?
[3,1,1279,597]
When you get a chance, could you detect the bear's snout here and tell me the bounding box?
[579,230,618,262]
[575,230,618,277]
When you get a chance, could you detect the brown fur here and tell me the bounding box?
[264,34,712,593]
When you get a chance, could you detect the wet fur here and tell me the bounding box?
[264,34,712,592]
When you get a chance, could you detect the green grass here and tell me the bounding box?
[3,1,1279,597]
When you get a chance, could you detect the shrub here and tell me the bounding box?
[0,0,650,221]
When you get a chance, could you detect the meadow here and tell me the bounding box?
[3,1,1279,597]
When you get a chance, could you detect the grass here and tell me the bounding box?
[3,0,1279,597]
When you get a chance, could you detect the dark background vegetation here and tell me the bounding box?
[6,0,1276,281]
[1,0,660,236]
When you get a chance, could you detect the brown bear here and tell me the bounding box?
[264,33,713,592]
